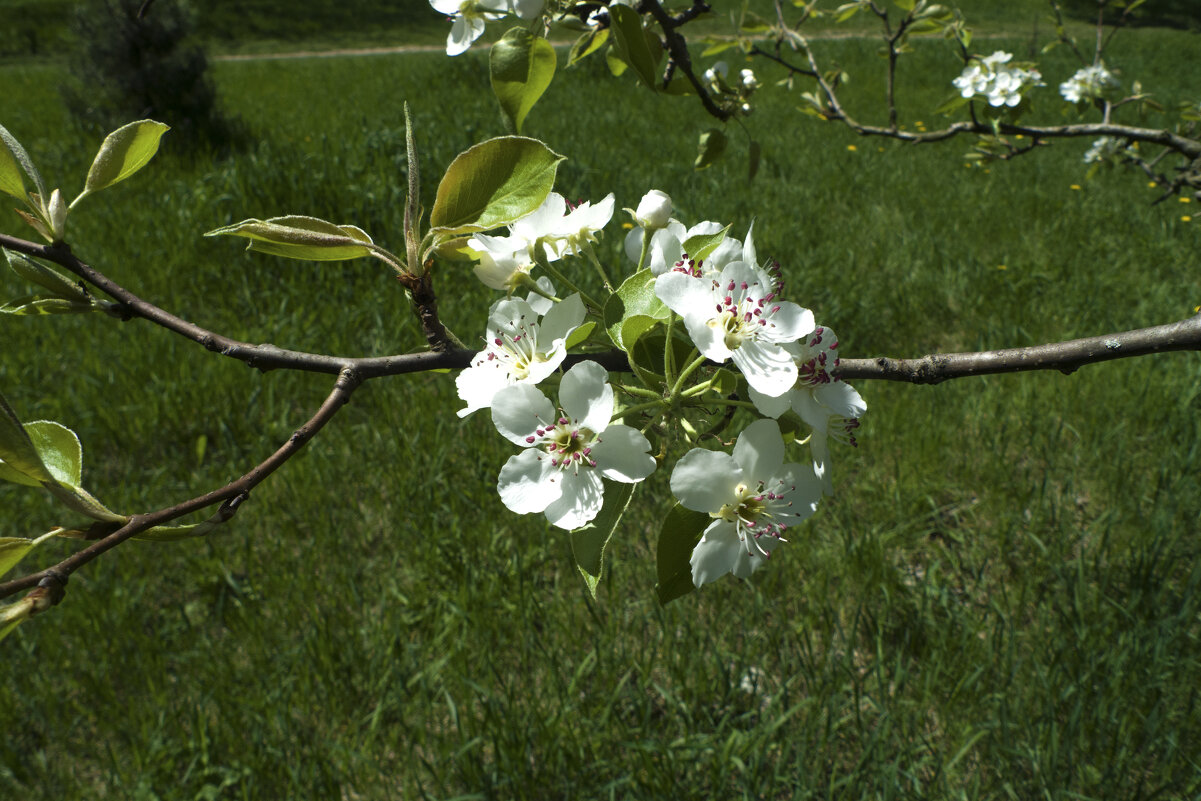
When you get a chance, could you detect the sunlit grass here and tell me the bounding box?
[1,18,1199,800]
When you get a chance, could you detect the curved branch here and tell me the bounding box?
[835,314,1201,383]
[642,0,731,122]
[0,368,363,603]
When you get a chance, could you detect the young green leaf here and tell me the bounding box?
[568,27,608,66]
[491,28,557,134]
[24,421,82,487]
[603,270,669,350]
[0,296,97,316]
[429,137,565,235]
[0,123,46,201]
[570,481,636,598]
[74,120,170,206]
[656,503,710,605]
[0,531,57,579]
[682,224,731,263]
[205,216,376,262]
[4,249,91,302]
[0,392,52,486]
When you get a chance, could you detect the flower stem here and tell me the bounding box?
[669,352,707,400]
[636,229,651,273]
[542,261,603,312]
[582,244,613,291]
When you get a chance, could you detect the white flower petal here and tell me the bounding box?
[732,341,798,397]
[592,425,655,482]
[498,449,559,514]
[538,293,586,344]
[731,418,785,482]
[670,449,742,513]
[491,383,555,445]
[456,362,511,417]
[560,361,613,432]
[544,470,604,529]
[747,385,791,419]
[814,381,866,420]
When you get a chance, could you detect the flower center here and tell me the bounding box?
[704,277,781,351]
[531,417,598,472]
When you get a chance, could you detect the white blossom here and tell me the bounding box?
[430,0,509,56]
[492,361,656,530]
[748,326,866,494]
[671,419,822,586]
[456,294,586,417]
[953,51,1043,108]
[1060,64,1118,104]
[655,259,815,397]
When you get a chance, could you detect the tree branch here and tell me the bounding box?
[835,314,1201,383]
[0,368,363,603]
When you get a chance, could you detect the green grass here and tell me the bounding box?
[2,16,1201,801]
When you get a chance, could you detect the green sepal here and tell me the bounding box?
[491,28,557,134]
[570,481,636,598]
[429,137,565,236]
[682,223,731,263]
[603,270,669,351]
[205,216,375,262]
[656,503,711,605]
[74,120,170,206]
[695,128,728,170]
[709,367,740,395]
[608,4,659,90]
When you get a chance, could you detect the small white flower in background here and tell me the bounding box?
[670,419,822,587]
[952,51,1042,108]
[1060,64,1118,104]
[632,190,673,231]
[655,260,815,397]
[748,326,866,495]
[430,0,508,56]
[456,294,586,417]
[740,68,759,91]
[507,0,545,20]
[492,361,656,530]
[624,218,753,278]
[1083,136,1128,164]
[703,61,729,91]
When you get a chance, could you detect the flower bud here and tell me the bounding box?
[634,190,672,231]
[47,188,68,242]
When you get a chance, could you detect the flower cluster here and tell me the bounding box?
[460,187,865,591]
[1083,136,1131,165]
[701,61,761,116]
[468,192,615,291]
[953,51,1043,108]
[1060,64,1119,104]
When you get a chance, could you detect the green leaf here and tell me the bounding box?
[694,128,728,170]
[570,481,636,598]
[0,599,33,644]
[4,249,90,301]
[894,0,916,11]
[491,28,557,134]
[0,531,56,579]
[609,4,659,90]
[568,27,608,67]
[605,45,628,77]
[682,223,731,263]
[834,2,862,22]
[0,122,45,201]
[44,483,125,523]
[0,296,97,316]
[136,519,223,541]
[603,270,669,350]
[564,320,595,350]
[24,421,81,486]
[74,120,169,205]
[934,93,970,115]
[0,392,52,485]
[656,503,711,605]
[701,40,737,57]
[748,139,762,182]
[205,215,376,262]
[430,137,565,235]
